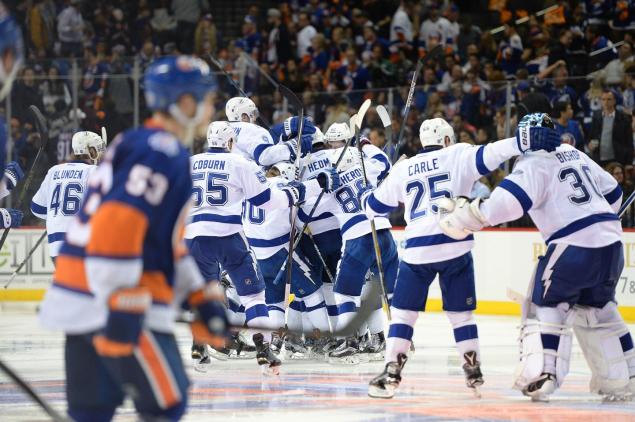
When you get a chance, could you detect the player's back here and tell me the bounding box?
[186,150,266,238]
[389,143,484,263]
[511,144,621,247]
[300,148,339,235]
[31,161,95,257]
[228,121,274,162]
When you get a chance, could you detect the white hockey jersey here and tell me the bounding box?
[31,161,95,257]
[304,146,391,242]
[228,121,292,165]
[185,150,321,239]
[243,176,291,259]
[481,144,622,247]
[364,138,523,264]
[300,148,340,235]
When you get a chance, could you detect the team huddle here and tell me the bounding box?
[1,45,634,419]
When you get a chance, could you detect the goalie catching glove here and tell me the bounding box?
[438,197,489,240]
[515,113,561,153]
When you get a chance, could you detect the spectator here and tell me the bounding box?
[605,161,634,204]
[240,16,261,55]
[172,0,209,54]
[544,65,578,108]
[601,41,634,86]
[497,23,523,76]
[194,14,218,56]
[553,101,584,148]
[27,0,54,55]
[11,67,44,124]
[57,0,84,58]
[419,4,448,50]
[150,0,177,47]
[390,0,415,45]
[588,90,634,166]
[40,66,71,115]
[548,28,573,65]
[265,8,291,67]
[297,12,317,60]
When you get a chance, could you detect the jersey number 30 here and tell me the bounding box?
[559,165,600,205]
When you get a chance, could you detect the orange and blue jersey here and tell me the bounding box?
[39,123,195,335]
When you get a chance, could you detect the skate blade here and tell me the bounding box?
[529,392,550,402]
[229,351,257,360]
[470,386,482,399]
[328,355,361,365]
[307,351,327,361]
[601,392,634,403]
[208,350,229,361]
[358,353,370,363]
[261,364,281,376]
[367,351,385,362]
[283,350,308,360]
[193,360,211,373]
[368,384,396,399]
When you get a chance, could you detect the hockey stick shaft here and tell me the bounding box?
[392,59,423,163]
[0,357,69,422]
[4,231,47,289]
[0,106,49,250]
[619,189,635,218]
[305,227,334,283]
[209,55,272,129]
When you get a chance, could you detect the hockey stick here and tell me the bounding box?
[4,231,47,289]
[271,100,372,284]
[619,190,635,217]
[0,106,49,251]
[391,45,442,163]
[376,105,393,156]
[305,227,334,283]
[0,357,69,422]
[355,115,391,320]
[208,55,272,129]
[278,85,305,286]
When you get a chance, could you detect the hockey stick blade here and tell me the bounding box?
[29,105,49,149]
[278,85,303,113]
[376,105,391,128]
[357,99,371,129]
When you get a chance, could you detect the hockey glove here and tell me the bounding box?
[189,282,229,349]
[281,181,306,205]
[316,168,340,193]
[285,135,313,160]
[515,125,561,153]
[93,287,152,357]
[358,136,372,149]
[4,161,24,191]
[439,197,488,240]
[283,116,316,140]
[0,208,23,228]
[357,185,373,210]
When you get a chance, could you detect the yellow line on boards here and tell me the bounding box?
[0,290,46,301]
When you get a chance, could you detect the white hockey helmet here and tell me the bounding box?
[324,122,351,144]
[331,147,357,173]
[271,161,296,181]
[225,96,259,123]
[419,118,455,148]
[312,127,325,146]
[207,121,235,149]
[71,130,106,161]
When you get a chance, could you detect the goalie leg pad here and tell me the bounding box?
[513,303,573,391]
[573,302,635,395]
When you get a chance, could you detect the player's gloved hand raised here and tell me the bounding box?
[316,167,340,192]
[285,134,313,160]
[281,180,306,205]
[357,136,372,149]
[93,287,152,358]
[515,113,561,153]
[0,208,23,228]
[189,282,229,349]
[283,116,316,140]
[4,161,24,191]
[438,197,488,240]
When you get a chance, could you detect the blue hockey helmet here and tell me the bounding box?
[517,112,555,130]
[0,3,25,101]
[144,56,217,126]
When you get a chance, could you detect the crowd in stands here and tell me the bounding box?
[4,0,635,226]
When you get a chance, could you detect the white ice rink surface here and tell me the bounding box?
[1,310,634,421]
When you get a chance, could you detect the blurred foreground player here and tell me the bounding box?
[440,113,635,401]
[38,56,228,421]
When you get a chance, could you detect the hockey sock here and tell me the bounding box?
[242,291,272,343]
[446,311,480,362]
[386,308,418,363]
[227,298,246,327]
[367,309,386,336]
[333,292,359,335]
[322,283,337,332]
[287,299,304,333]
[301,290,330,333]
[267,301,286,330]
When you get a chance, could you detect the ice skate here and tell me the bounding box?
[193,346,212,373]
[253,333,281,375]
[328,337,361,365]
[368,353,408,399]
[462,351,484,398]
[523,373,556,402]
[191,343,205,360]
[270,330,284,355]
[361,332,386,362]
[283,333,308,360]
[229,331,257,359]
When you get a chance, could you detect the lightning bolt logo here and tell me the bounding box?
[541,244,568,299]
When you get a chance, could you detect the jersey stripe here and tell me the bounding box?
[368,194,395,214]
[341,214,367,236]
[604,184,623,205]
[498,179,533,213]
[86,201,148,258]
[189,214,242,224]
[475,146,491,175]
[47,232,65,243]
[30,201,47,216]
[249,188,271,207]
[546,212,620,244]
[246,233,289,247]
[54,255,90,293]
[139,271,173,305]
[405,233,474,248]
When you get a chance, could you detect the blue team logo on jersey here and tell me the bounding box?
[255,171,266,183]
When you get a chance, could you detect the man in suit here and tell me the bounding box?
[588,90,633,166]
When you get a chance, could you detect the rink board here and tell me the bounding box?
[1,228,634,321]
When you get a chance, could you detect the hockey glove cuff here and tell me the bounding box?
[0,208,22,228]
[316,168,340,193]
[281,181,306,206]
[4,161,24,191]
[516,126,561,153]
[439,197,488,240]
[93,287,152,357]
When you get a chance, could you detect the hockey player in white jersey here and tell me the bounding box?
[439,113,635,402]
[186,120,339,373]
[361,115,561,398]
[243,160,330,358]
[31,130,106,260]
[225,97,313,165]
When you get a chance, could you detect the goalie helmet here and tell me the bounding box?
[331,147,357,173]
[419,118,455,148]
[324,122,351,144]
[271,161,296,181]
[225,97,259,123]
[71,130,106,160]
[518,112,555,130]
[207,121,235,149]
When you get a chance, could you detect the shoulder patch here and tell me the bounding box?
[255,170,267,183]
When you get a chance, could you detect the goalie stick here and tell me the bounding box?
[0,106,49,251]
